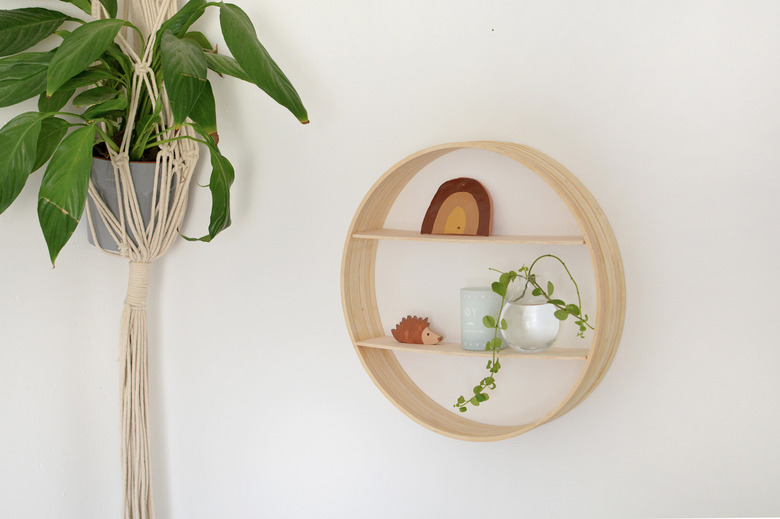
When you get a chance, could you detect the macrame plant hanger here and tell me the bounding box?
[84,1,198,517]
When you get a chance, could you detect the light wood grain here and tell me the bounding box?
[353,228,585,245]
[357,336,589,360]
[340,141,626,442]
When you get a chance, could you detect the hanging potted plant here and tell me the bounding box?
[0,1,308,517]
[0,0,308,261]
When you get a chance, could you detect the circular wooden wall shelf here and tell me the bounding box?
[341,141,626,441]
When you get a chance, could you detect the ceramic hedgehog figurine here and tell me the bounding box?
[391,316,443,345]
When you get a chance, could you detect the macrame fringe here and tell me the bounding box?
[121,261,154,519]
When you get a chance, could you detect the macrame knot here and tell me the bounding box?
[113,153,130,169]
[126,262,152,308]
[133,61,152,76]
[183,149,199,164]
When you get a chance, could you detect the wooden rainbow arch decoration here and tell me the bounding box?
[421,177,493,236]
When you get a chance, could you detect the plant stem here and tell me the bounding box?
[526,254,594,331]
[454,286,507,412]
[144,134,209,149]
[95,126,120,153]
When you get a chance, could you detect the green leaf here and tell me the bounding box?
[482,315,495,328]
[548,299,565,306]
[473,386,482,395]
[37,124,96,265]
[0,112,46,213]
[532,287,542,296]
[204,51,251,82]
[47,18,125,95]
[458,407,467,413]
[98,0,117,18]
[129,97,163,161]
[157,0,207,40]
[103,42,133,79]
[491,281,506,297]
[0,51,54,107]
[188,80,217,140]
[160,30,207,128]
[554,309,569,321]
[475,393,488,402]
[81,90,127,119]
[0,50,53,74]
[500,319,508,330]
[457,396,465,405]
[72,85,118,107]
[219,3,308,123]
[486,360,492,369]
[60,67,117,90]
[499,272,510,285]
[32,116,68,171]
[469,397,479,406]
[547,281,554,296]
[488,337,502,351]
[0,8,71,57]
[181,129,235,242]
[202,150,235,240]
[566,304,581,316]
[38,88,74,112]
[184,31,213,50]
[59,0,91,16]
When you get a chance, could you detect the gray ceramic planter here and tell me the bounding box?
[87,157,161,253]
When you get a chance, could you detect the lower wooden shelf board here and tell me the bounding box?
[356,336,589,360]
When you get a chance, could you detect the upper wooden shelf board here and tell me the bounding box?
[356,336,589,360]
[352,229,586,245]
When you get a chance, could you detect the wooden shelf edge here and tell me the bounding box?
[352,228,586,245]
[356,336,589,360]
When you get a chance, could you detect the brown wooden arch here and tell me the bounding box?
[421,177,493,236]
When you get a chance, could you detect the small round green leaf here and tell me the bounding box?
[554,309,569,320]
[482,315,496,328]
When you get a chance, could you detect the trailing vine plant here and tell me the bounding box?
[453,254,594,413]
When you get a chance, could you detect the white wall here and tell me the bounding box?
[2,1,779,517]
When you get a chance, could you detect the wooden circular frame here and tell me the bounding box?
[341,141,625,441]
